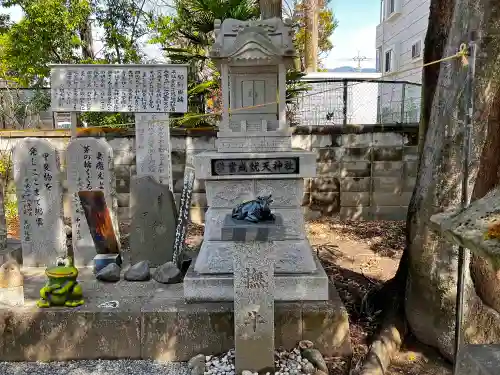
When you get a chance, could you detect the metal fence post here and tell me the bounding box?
[400,82,406,123]
[342,79,348,125]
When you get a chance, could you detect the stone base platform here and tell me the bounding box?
[184,256,329,302]
[0,267,350,362]
[457,345,500,375]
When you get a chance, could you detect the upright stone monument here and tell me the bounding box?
[12,138,66,266]
[184,18,329,301]
[66,138,119,266]
[135,113,173,191]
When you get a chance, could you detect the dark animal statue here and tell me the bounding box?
[232,195,276,223]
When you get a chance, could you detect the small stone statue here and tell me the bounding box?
[232,195,276,223]
[37,256,84,308]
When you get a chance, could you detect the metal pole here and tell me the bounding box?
[400,82,407,123]
[342,79,348,125]
[453,39,476,375]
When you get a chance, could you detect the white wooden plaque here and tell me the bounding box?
[50,64,188,113]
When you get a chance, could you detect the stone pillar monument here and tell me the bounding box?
[184,17,329,301]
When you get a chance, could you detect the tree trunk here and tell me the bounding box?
[360,0,500,373]
[259,0,282,19]
[0,175,6,250]
[79,18,94,60]
[418,0,455,156]
[405,0,500,360]
[358,3,454,372]
[304,0,318,72]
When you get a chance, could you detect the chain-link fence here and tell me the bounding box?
[291,78,422,126]
[1,78,422,129]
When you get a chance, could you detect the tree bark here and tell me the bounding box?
[418,0,455,156]
[79,18,94,60]
[358,2,454,372]
[0,175,6,250]
[405,0,500,360]
[304,0,318,72]
[259,0,282,19]
[360,0,500,373]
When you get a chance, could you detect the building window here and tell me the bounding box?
[412,40,422,60]
[380,0,385,22]
[388,0,395,14]
[376,47,383,72]
[384,50,393,73]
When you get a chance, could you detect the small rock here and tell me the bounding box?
[188,354,205,369]
[301,348,328,373]
[65,225,72,236]
[0,260,23,288]
[124,261,150,281]
[153,261,182,284]
[313,371,328,375]
[242,371,253,375]
[96,263,120,282]
[298,340,314,350]
[302,362,316,374]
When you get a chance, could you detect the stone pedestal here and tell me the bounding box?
[185,150,329,302]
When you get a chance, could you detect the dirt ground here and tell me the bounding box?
[7,216,451,374]
[303,218,451,375]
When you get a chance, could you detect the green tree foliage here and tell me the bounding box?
[0,0,92,86]
[284,0,338,70]
[95,0,151,64]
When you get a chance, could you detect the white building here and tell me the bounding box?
[295,71,382,126]
[375,0,430,123]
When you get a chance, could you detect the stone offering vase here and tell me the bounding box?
[37,257,84,308]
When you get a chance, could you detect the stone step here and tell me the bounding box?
[0,269,351,362]
[193,239,318,274]
[186,255,328,301]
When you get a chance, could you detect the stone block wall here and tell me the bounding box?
[0,124,418,223]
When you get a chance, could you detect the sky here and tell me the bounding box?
[2,0,380,70]
[324,0,380,69]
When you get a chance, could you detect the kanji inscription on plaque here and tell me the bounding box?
[211,157,300,176]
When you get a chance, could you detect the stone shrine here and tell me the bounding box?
[184,18,329,301]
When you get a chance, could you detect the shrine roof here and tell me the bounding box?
[210,18,296,61]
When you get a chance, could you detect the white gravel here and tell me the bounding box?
[204,347,314,375]
[0,360,190,375]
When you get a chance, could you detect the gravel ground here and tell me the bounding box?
[0,360,190,375]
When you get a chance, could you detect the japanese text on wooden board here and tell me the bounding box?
[50,65,188,113]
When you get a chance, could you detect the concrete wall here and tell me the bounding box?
[0,124,418,223]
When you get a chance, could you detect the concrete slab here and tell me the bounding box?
[184,256,329,302]
[0,267,350,362]
[458,345,500,375]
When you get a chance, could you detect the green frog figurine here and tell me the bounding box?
[37,256,84,308]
